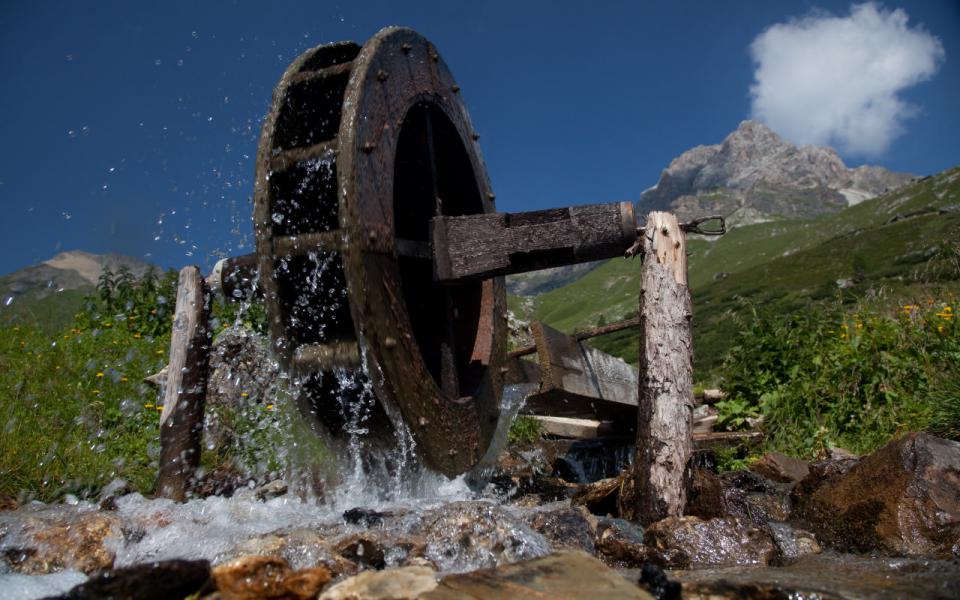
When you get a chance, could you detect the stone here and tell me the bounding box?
[424,550,653,599]
[719,470,792,526]
[750,451,810,484]
[417,501,552,572]
[767,522,821,560]
[333,532,426,570]
[233,480,288,502]
[211,555,290,599]
[319,566,438,600]
[594,517,648,568]
[792,432,960,556]
[2,511,121,574]
[211,555,332,600]
[527,506,596,554]
[234,529,356,575]
[644,516,777,569]
[52,559,210,600]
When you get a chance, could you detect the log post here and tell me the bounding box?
[156,266,212,500]
[618,211,694,523]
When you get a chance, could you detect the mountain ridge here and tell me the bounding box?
[1,250,156,305]
[639,120,916,225]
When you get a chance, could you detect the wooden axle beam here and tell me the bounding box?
[431,201,636,282]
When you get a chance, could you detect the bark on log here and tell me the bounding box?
[618,212,694,524]
[431,201,636,282]
[157,266,212,500]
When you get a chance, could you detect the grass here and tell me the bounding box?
[514,166,960,382]
[717,295,959,458]
[0,322,168,502]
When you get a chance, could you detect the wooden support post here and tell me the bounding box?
[156,266,212,500]
[618,212,694,524]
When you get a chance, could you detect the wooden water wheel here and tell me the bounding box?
[253,27,506,476]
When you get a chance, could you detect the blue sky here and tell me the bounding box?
[1,0,958,275]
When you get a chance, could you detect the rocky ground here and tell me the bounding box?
[2,431,959,599]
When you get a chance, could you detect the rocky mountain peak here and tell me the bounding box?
[640,121,915,225]
[1,250,157,305]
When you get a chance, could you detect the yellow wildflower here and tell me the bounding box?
[240,392,249,397]
[120,376,128,382]
[96,372,104,378]
[144,403,154,409]
[266,404,275,411]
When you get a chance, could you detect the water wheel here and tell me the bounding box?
[253,27,506,477]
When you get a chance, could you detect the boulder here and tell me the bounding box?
[527,506,596,554]
[750,452,810,484]
[417,501,551,572]
[234,529,356,575]
[792,432,960,556]
[644,516,777,569]
[2,510,121,574]
[52,559,210,600]
[594,517,648,568]
[211,555,331,600]
[767,521,821,560]
[319,566,438,600]
[424,551,653,599]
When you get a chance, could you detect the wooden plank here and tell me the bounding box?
[431,201,636,282]
[520,321,638,425]
[156,266,212,501]
[618,211,694,524]
[531,416,616,439]
[508,316,640,358]
[534,321,638,406]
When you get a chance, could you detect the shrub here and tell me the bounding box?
[719,296,958,458]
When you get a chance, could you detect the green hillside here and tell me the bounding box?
[514,166,960,380]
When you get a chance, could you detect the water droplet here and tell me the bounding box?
[4,296,13,306]
[154,58,162,66]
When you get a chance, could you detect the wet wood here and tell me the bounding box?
[431,201,636,282]
[208,253,259,302]
[523,321,638,425]
[157,266,212,501]
[508,316,640,359]
[619,211,694,524]
[531,416,616,439]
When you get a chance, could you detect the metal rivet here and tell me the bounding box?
[448,448,458,456]
[368,230,377,241]
[362,141,376,153]
[384,336,397,348]
[401,42,412,53]
[451,84,460,93]
[418,417,428,427]
[430,52,439,62]
[376,69,389,82]
[487,192,496,201]
[500,367,509,374]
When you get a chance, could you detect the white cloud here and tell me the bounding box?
[749,2,944,157]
